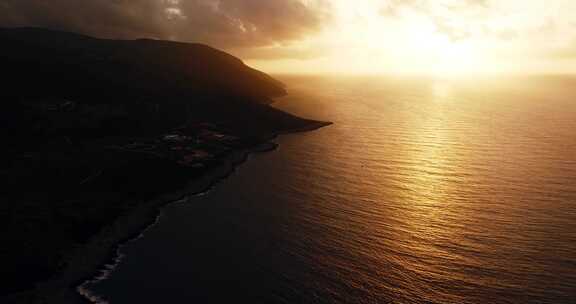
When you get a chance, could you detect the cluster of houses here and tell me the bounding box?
[116,123,240,169]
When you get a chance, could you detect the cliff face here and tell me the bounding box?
[0,27,286,101]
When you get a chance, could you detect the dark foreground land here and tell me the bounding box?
[0,28,330,303]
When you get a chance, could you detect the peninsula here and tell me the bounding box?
[0,28,330,303]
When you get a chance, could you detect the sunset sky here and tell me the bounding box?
[2,0,576,75]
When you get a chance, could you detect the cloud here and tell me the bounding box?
[378,0,492,41]
[0,0,330,50]
[379,0,423,18]
[234,44,324,60]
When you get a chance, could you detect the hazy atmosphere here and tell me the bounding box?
[2,1,576,304]
[3,0,576,75]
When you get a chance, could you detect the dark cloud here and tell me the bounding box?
[0,0,170,39]
[0,0,330,50]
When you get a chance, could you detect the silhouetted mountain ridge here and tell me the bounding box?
[0,27,286,101]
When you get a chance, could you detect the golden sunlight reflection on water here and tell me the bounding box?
[91,76,576,304]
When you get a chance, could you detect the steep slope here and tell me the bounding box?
[0,27,286,101]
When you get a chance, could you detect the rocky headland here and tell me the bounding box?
[0,28,330,303]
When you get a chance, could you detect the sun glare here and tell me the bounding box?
[248,0,499,76]
[306,12,491,77]
[249,0,576,77]
[393,19,484,76]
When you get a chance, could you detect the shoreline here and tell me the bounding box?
[26,122,330,304]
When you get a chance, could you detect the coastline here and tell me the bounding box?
[24,121,330,304]
[0,27,333,303]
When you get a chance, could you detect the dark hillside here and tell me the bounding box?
[0,28,329,302]
[0,27,286,100]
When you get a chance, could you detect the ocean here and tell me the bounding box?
[86,75,576,303]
